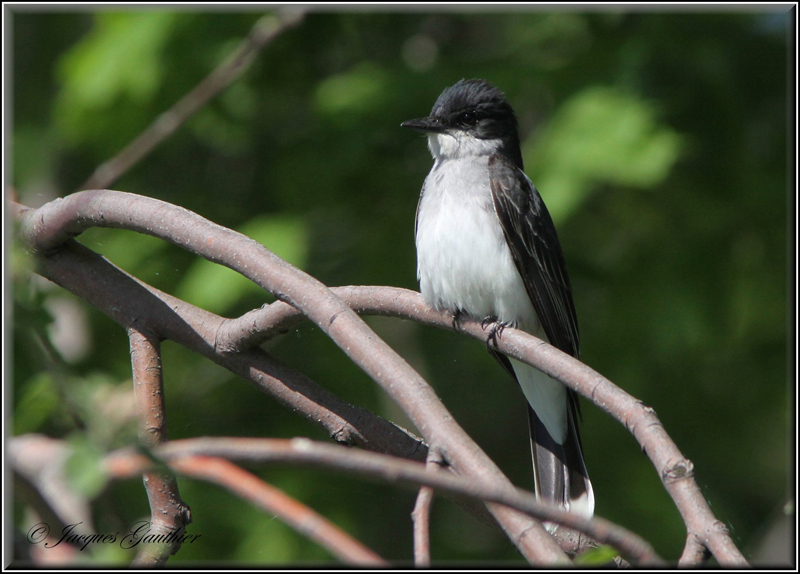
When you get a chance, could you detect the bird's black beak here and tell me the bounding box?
[401,116,447,134]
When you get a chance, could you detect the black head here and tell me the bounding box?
[401,79,523,169]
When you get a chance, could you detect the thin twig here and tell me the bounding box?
[78,9,306,191]
[412,451,444,566]
[128,328,190,565]
[412,487,434,566]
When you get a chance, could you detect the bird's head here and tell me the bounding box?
[402,79,523,168]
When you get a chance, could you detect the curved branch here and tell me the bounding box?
[13,195,563,563]
[103,437,664,565]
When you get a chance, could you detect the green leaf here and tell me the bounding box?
[175,214,308,315]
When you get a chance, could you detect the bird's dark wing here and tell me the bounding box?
[488,153,580,358]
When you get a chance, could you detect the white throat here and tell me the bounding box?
[427,131,503,161]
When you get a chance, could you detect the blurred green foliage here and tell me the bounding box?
[527,86,683,221]
[11,7,790,565]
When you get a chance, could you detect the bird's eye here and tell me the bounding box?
[460,112,477,125]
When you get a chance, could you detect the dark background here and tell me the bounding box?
[11,7,791,565]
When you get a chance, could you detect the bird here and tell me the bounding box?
[401,78,594,518]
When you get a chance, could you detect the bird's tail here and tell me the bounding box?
[528,397,594,518]
[492,352,594,517]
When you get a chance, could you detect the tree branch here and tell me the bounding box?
[127,328,190,565]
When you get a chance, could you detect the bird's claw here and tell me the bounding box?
[482,317,510,350]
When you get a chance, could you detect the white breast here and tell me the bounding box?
[415,155,536,327]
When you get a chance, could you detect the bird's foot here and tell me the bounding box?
[482,316,512,350]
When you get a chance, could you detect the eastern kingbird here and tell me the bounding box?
[402,79,594,517]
